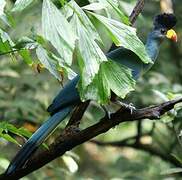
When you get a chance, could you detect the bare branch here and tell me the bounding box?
[1,98,181,179]
[90,138,181,167]
[129,0,145,24]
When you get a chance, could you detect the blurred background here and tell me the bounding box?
[0,0,182,179]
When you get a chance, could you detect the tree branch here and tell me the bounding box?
[90,138,181,167]
[1,98,182,179]
[129,0,145,25]
[109,0,145,51]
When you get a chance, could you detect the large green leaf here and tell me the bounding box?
[78,61,135,104]
[73,15,107,87]
[42,0,76,66]
[68,0,102,43]
[89,12,152,64]
[12,0,34,12]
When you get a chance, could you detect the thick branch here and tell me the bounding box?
[1,98,181,179]
[66,101,90,127]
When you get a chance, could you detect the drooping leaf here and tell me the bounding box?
[73,15,107,87]
[78,61,135,104]
[89,12,152,64]
[42,0,76,66]
[11,0,34,12]
[36,45,61,80]
[0,122,31,138]
[68,0,102,43]
[0,130,20,146]
[0,122,33,146]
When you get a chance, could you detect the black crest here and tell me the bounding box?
[154,13,177,29]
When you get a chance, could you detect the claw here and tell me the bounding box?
[128,103,136,114]
[115,101,136,114]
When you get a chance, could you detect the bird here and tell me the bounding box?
[5,13,177,175]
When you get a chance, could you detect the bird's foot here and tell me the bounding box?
[101,105,112,119]
[115,101,136,114]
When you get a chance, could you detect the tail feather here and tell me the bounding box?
[6,106,73,175]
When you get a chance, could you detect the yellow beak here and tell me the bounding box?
[166,29,178,42]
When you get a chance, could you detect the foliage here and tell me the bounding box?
[0,0,182,179]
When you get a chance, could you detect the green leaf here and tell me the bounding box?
[78,61,135,104]
[0,29,14,51]
[0,130,20,146]
[161,168,182,175]
[0,122,29,138]
[51,54,77,80]
[36,45,61,80]
[0,0,6,16]
[89,12,152,64]
[82,2,107,11]
[17,127,32,138]
[68,0,102,43]
[106,0,130,25]
[74,15,107,87]
[171,153,182,164]
[12,0,34,12]
[19,49,33,66]
[42,0,76,66]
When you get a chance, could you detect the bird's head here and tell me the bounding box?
[152,13,177,42]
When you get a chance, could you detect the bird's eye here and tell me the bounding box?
[161,29,166,34]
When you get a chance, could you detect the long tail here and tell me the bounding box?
[6,105,73,175]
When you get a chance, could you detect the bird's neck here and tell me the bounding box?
[145,32,162,63]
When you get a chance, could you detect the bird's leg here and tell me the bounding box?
[101,105,112,119]
[114,100,136,114]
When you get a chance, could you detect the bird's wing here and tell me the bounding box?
[106,47,144,79]
[47,75,80,115]
[47,47,145,115]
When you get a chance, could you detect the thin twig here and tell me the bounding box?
[0,49,22,56]
[129,0,145,24]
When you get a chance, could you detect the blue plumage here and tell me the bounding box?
[6,106,73,174]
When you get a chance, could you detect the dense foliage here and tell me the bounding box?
[0,0,182,179]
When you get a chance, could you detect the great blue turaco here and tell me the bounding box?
[6,13,177,175]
